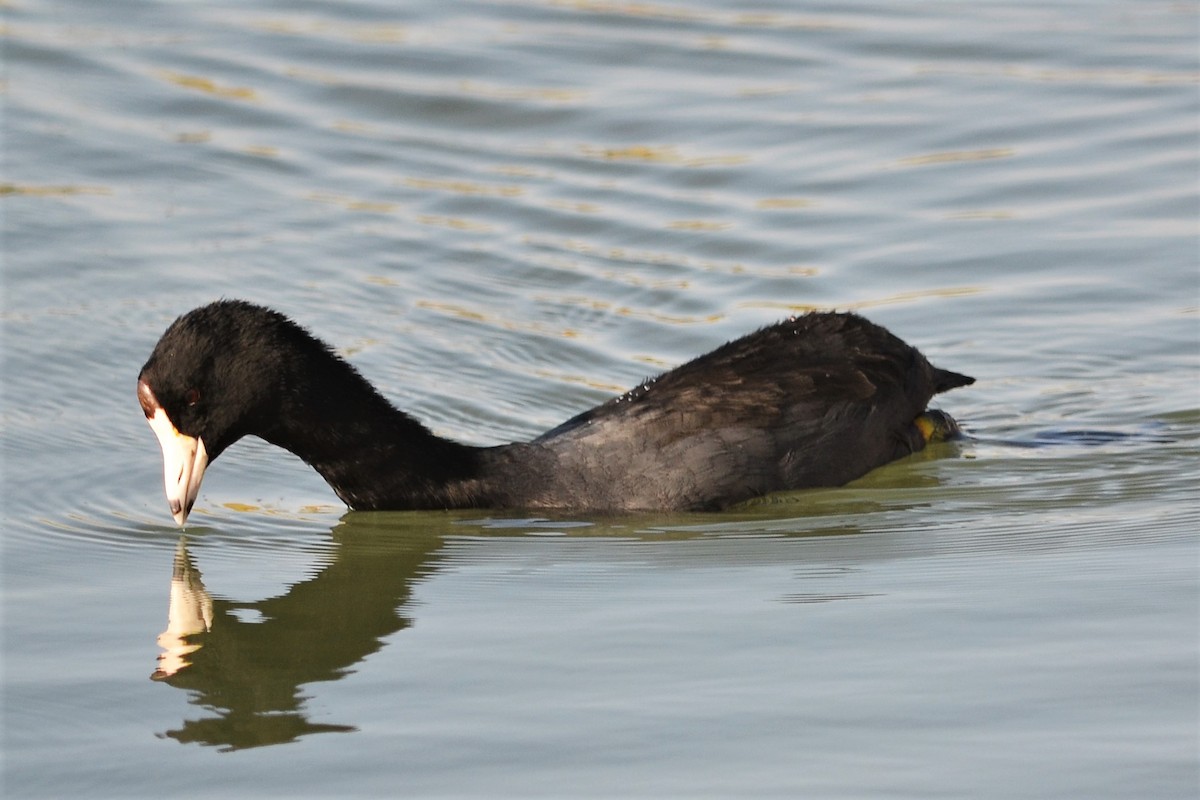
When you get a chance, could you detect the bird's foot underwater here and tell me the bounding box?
[914,409,966,444]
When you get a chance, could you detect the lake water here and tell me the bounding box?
[3,0,1198,796]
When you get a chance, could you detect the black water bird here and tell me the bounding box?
[137,300,973,524]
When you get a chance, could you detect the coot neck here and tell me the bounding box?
[258,349,485,510]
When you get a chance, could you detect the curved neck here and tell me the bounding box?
[258,347,488,510]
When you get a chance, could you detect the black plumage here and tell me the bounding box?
[137,300,973,522]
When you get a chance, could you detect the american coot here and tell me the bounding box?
[138,300,973,525]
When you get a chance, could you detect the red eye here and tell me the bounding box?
[185,388,200,406]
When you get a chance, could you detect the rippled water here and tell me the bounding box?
[3,0,1198,797]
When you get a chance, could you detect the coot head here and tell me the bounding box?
[137,301,299,524]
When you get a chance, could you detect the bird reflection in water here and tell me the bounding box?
[149,521,444,751]
[152,537,212,680]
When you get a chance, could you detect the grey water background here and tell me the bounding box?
[2,0,1198,796]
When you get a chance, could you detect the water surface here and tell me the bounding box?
[3,0,1198,797]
